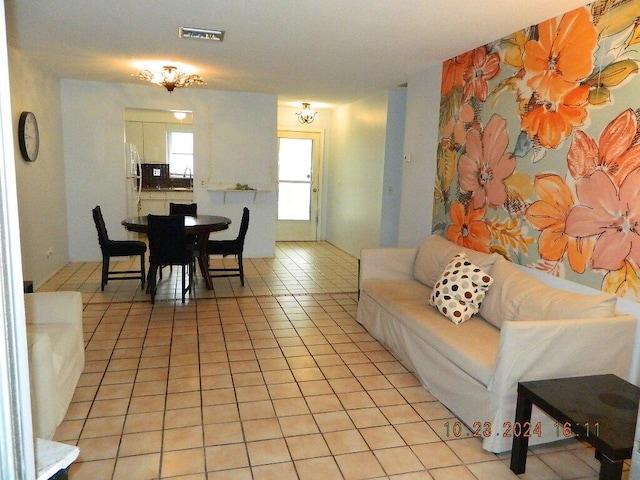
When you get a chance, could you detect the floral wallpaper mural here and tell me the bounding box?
[433,0,640,301]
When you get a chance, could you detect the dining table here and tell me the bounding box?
[122,214,232,290]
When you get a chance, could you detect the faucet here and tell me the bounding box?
[183,167,192,178]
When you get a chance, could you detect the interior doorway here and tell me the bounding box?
[276,130,322,241]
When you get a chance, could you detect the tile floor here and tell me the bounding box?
[39,242,628,479]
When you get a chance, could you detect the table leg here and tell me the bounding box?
[599,453,623,480]
[196,233,213,290]
[510,386,533,474]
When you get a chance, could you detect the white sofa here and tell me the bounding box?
[25,291,85,440]
[357,235,637,452]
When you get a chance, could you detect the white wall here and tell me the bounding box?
[9,48,69,288]
[398,66,442,247]
[60,80,278,261]
[380,89,407,247]
[326,92,389,257]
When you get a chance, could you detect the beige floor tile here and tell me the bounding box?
[246,438,291,466]
[204,421,244,446]
[537,451,597,478]
[252,461,299,480]
[373,445,424,475]
[161,447,206,477]
[429,465,477,480]
[360,425,405,449]
[164,406,203,429]
[411,442,462,470]
[68,458,116,480]
[278,414,320,436]
[446,437,496,464]
[323,429,369,455]
[163,425,205,451]
[119,430,163,456]
[80,415,125,438]
[286,433,331,460]
[206,443,250,471]
[243,418,283,441]
[347,407,389,428]
[112,453,161,480]
[335,451,385,480]
[295,456,343,480]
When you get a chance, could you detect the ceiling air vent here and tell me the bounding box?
[179,27,225,42]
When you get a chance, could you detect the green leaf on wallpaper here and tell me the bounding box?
[514,131,532,157]
[589,87,611,105]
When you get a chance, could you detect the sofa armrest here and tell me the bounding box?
[359,248,418,285]
[489,315,637,394]
[24,292,83,326]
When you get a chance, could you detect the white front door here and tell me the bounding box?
[276,131,322,241]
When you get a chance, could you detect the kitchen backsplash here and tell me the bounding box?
[140,163,192,190]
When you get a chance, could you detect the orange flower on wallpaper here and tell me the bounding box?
[462,46,500,102]
[441,51,474,96]
[446,202,491,253]
[520,84,590,149]
[457,115,516,209]
[567,108,640,187]
[526,174,593,273]
[522,7,597,101]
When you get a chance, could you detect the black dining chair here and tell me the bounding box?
[92,205,147,291]
[207,207,250,286]
[146,214,197,303]
[169,202,197,216]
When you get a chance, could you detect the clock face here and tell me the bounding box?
[18,111,39,162]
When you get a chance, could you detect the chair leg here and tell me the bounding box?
[149,265,158,304]
[238,253,245,286]
[140,254,146,288]
[181,264,186,303]
[101,255,109,291]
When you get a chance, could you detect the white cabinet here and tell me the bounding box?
[139,191,194,216]
[125,121,167,164]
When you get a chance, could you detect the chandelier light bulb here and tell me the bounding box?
[136,65,205,92]
[296,103,317,124]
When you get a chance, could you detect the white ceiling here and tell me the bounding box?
[5,0,592,107]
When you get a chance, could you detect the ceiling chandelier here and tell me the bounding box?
[136,65,204,92]
[296,103,317,124]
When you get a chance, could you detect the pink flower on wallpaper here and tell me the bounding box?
[567,108,640,187]
[565,169,640,271]
[462,46,500,102]
[458,115,516,209]
[442,101,476,146]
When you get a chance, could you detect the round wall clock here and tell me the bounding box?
[18,111,39,162]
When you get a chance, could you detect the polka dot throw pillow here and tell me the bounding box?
[429,253,493,324]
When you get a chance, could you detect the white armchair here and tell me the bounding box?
[25,291,84,440]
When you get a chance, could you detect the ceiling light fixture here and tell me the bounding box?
[136,65,205,93]
[179,26,225,42]
[296,103,317,124]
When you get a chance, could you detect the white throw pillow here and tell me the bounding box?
[429,253,494,324]
[413,234,499,287]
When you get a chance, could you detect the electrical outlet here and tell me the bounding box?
[200,180,207,187]
[47,246,54,258]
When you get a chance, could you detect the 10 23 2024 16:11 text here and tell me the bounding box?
[443,421,600,438]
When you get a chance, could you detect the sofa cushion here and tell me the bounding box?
[413,235,499,287]
[362,279,499,386]
[430,253,493,324]
[479,256,618,329]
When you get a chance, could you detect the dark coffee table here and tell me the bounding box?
[509,374,639,480]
